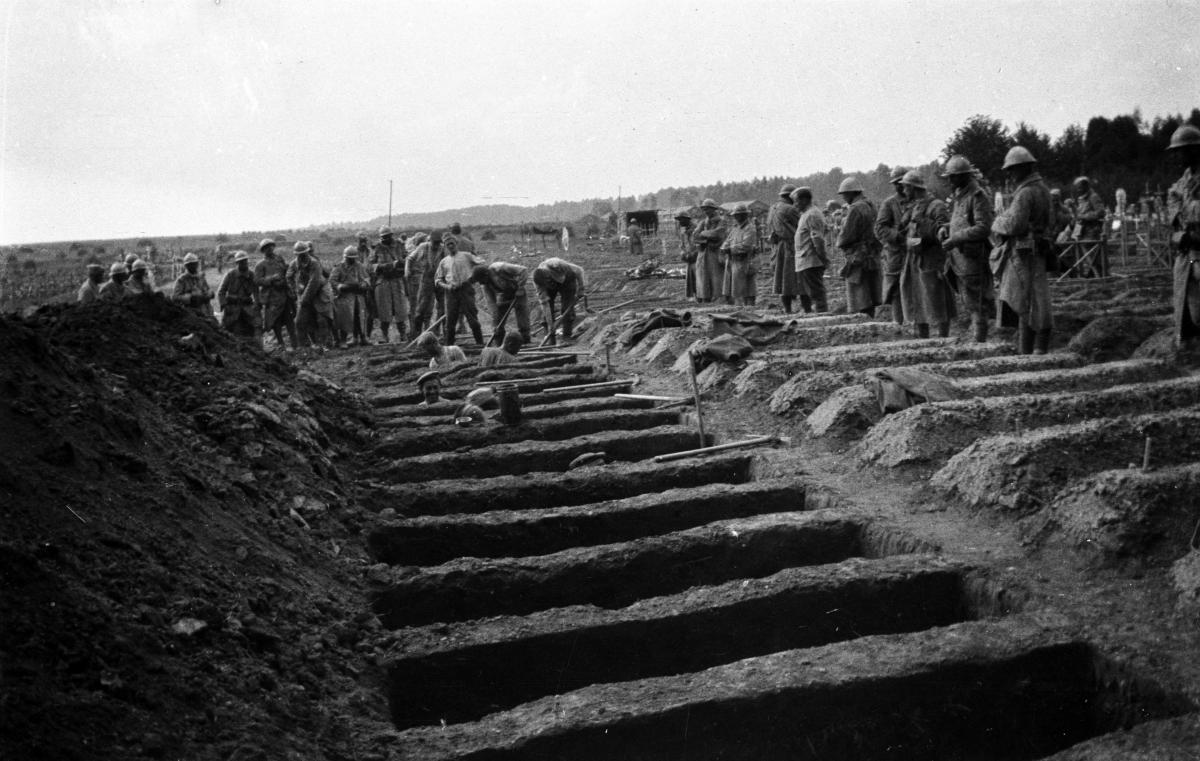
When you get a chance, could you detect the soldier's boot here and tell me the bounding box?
[972,315,989,343]
[937,321,951,338]
[782,296,794,314]
[379,322,391,345]
[916,323,930,338]
[798,295,813,313]
[1033,329,1052,355]
[1018,319,1035,354]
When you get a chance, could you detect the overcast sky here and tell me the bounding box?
[2,0,1197,244]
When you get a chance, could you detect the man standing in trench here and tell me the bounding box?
[941,155,995,342]
[991,146,1055,355]
[471,260,532,346]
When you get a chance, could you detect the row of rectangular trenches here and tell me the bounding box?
[359,283,1196,759]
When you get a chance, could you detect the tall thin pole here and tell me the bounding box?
[388,180,393,227]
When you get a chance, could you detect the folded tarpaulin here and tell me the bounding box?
[690,333,755,373]
[870,366,964,414]
[618,309,693,347]
[709,311,793,346]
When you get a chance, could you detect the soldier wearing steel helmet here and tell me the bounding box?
[171,252,215,319]
[767,184,800,313]
[836,177,883,316]
[253,238,297,351]
[98,263,129,302]
[720,203,759,306]
[1165,123,1200,346]
[874,167,909,325]
[331,245,371,347]
[941,155,995,342]
[218,251,259,339]
[77,263,106,305]
[368,226,409,344]
[898,170,956,338]
[991,145,1056,354]
[692,198,728,303]
[124,259,155,296]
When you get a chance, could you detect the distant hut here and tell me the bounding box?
[624,210,660,237]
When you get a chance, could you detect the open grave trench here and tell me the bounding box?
[332,258,1200,760]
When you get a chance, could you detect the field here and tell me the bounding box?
[4,225,1200,760]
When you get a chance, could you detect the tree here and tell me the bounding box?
[943,115,1010,184]
[1046,124,1086,182]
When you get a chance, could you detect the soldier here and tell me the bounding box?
[171,252,215,319]
[416,371,443,407]
[627,218,643,258]
[898,170,955,338]
[1071,175,1108,277]
[291,242,334,350]
[405,231,445,336]
[77,263,105,304]
[125,259,155,296]
[354,231,377,337]
[533,257,586,345]
[479,333,523,367]
[471,260,532,346]
[675,209,697,301]
[433,233,485,346]
[692,198,727,303]
[836,177,883,316]
[331,245,370,347]
[1165,124,1200,347]
[991,146,1056,354]
[369,226,409,343]
[791,187,829,313]
[253,238,297,351]
[942,155,995,342]
[874,167,908,325]
[768,183,800,312]
[417,330,468,368]
[98,263,129,302]
[218,251,259,339]
[720,203,758,306]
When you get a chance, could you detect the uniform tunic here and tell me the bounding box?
[533,258,586,340]
[1168,167,1200,344]
[98,280,125,302]
[628,224,644,257]
[478,262,531,343]
[78,279,101,304]
[369,240,409,328]
[218,268,259,336]
[720,218,758,305]
[254,255,294,330]
[767,200,800,298]
[293,260,334,346]
[946,179,995,319]
[874,193,907,322]
[991,172,1055,330]
[899,195,956,325]
[794,206,829,308]
[330,259,370,337]
[837,197,883,314]
[692,212,727,302]
[125,276,154,296]
[1073,190,1106,240]
[172,271,214,318]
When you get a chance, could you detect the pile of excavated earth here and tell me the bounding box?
[5,253,1200,760]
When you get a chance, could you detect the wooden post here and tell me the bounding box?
[604,345,611,376]
[1142,436,1152,470]
[652,435,776,463]
[687,352,706,448]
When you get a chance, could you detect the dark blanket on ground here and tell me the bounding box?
[619,309,693,347]
[709,311,792,345]
[691,334,755,373]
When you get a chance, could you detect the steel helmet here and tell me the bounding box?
[1002,146,1038,169]
[257,238,276,252]
[131,259,148,272]
[378,226,393,237]
[109,262,128,276]
[233,250,250,262]
[825,200,840,210]
[837,177,864,194]
[673,208,691,220]
[700,198,719,209]
[183,252,199,265]
[124,253,138,266]
[941,155,973,177]
[86,262,105,272]
[900,170,926,189]
[293,241,312,255]
[1073,176,1091,187]
[1168,124,1200,150]
[889,167,907,183]
[779,183,797,197]
[732,203,750,215]
[343,245,358,258]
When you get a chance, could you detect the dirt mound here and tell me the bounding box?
[0,295,389,761]
[1066,315,1165,361]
